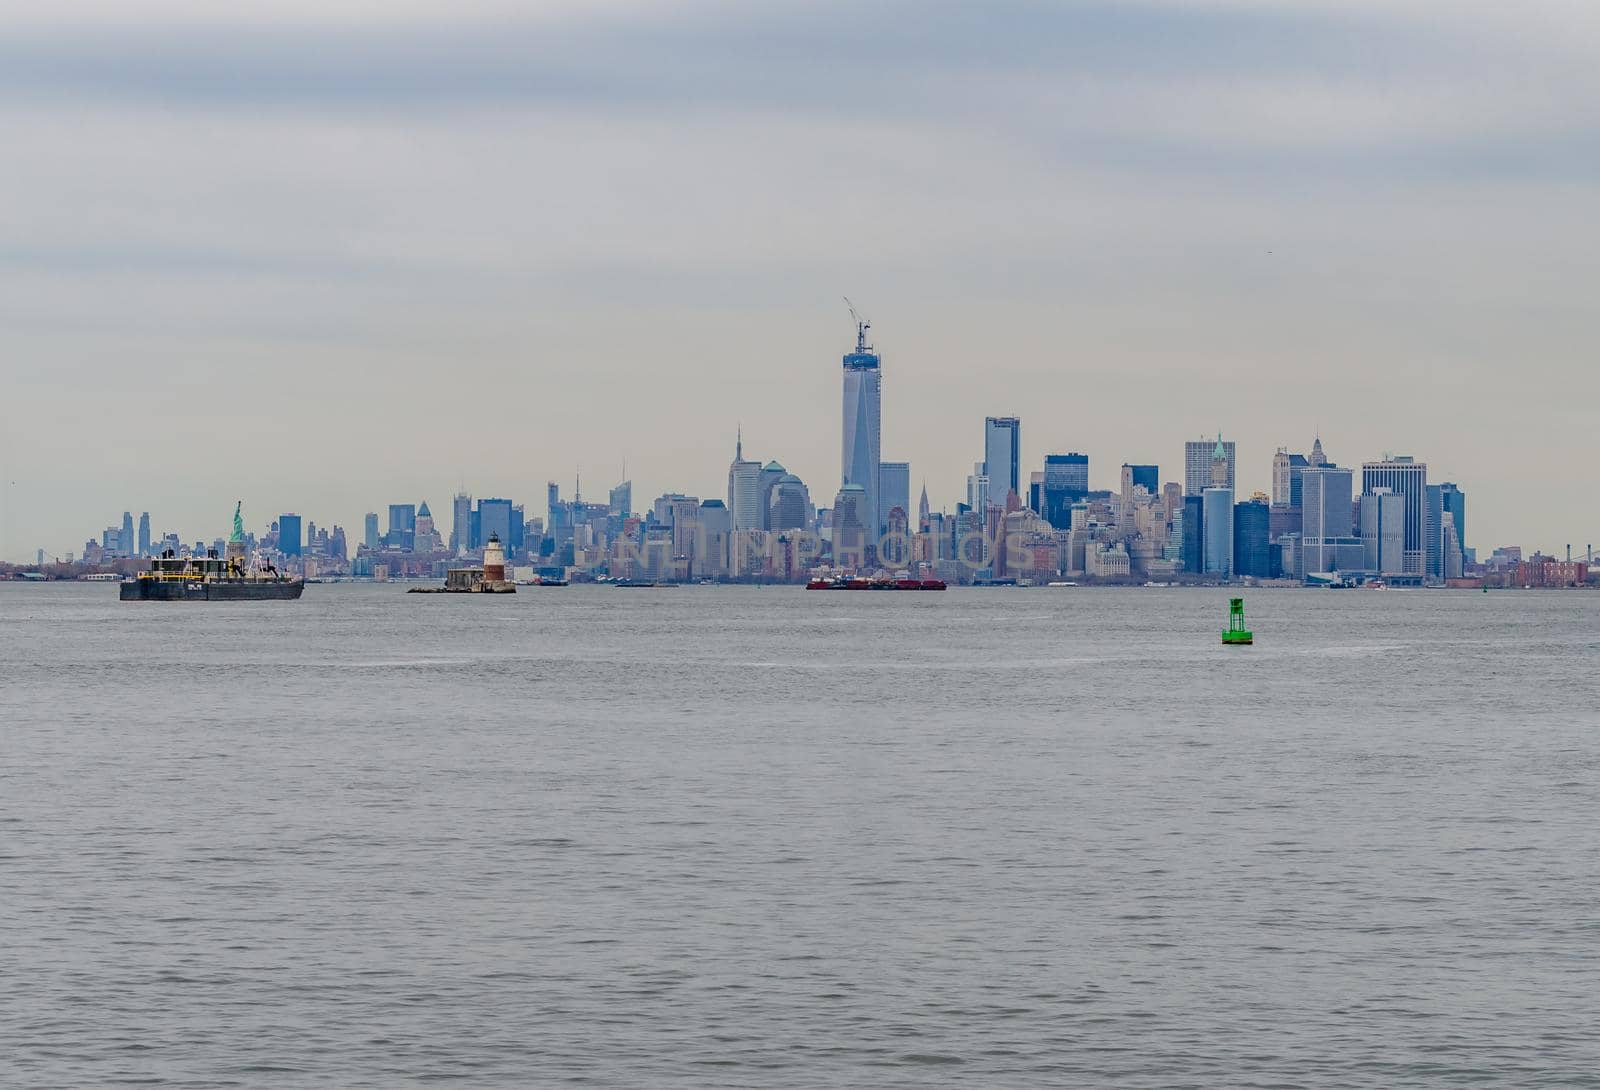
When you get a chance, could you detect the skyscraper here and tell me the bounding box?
[1233,498,1271,578]
[609,479,633,519]
[1439,483,1466,555]
[878,461,910,535]
[1203,487,1234,576]
[1424,484,1445,580]
[966,467,991,518]
[1042,453,1089,529]
[697,500,730,578]
[387,503,416,551]
[1123,464,1159,496]
[1359,488,1405,574]
[983,417,1021,502]
[841,315,881,547]
[832,484,869,567]
[450,492,472,553]
[120,511,134,556]
[474,498,517,551]
[1303,466,1361,574]
[727,428,762,531]
[768,475,811,531]
[1185,436,1236,496]
[547,481,562,533]
[278,513,303,557]
[1272,448,1310,508]
[758,461,787,530]
[364,512,380,550]
[1362,457,1427,575]
[137,512,151,557]
[414,502,441,552]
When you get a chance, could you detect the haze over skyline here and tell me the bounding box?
[4,0,1598,561]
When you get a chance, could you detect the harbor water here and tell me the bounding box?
[3,583,1598,1087]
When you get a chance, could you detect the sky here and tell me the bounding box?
[3,0,1598,560]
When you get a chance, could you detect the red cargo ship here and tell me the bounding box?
[805,578,946,590]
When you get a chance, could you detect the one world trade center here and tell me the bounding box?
[841,307,881,544]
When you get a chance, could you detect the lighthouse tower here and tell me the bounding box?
[482,533,507,583]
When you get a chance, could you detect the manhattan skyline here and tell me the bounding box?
[3,0,1598,560]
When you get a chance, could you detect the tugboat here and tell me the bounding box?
[1221,597,1253,645]
[121,502,303,601]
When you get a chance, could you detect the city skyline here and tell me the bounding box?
[3,1,1598,560]
[10,368,1561,564]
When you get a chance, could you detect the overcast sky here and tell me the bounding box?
[3,0,1598,560]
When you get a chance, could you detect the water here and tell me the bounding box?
[3,583,1599,1088]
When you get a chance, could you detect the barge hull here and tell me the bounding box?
[120,580,304,601]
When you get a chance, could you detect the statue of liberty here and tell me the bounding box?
[230,501,244,543]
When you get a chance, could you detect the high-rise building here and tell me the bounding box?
[414,502,442,552]
[1439,483,1466,556]
[669,497,702,561]
[769,475,811,531]
[387,503,416,551]
[137,512,151,557]
[878,461,910,536]
[1272,448,1310,508]
[652,493,693,526]
[1424,484,1445,580]
[918,483,931,534]
[1233,498,1271,578]
[1307,435,1328,467]
[1303,466,1362,574]
[364,512,380,550]
[1203,487,1234,575]
[1210,439,1230,488]
[983,417,1021,502]
[758,461,787,530]
[1042,453,1089,529]
[882,505,910,567]
[450,492,472,553]
[832,484,869,567]
[278,513,303,557]
[547,481,563,534]
[609,480,632,519]
[966,467,991,518]
[1362,456,1427,575]
[1185,436,1236,496]
[697,500,730,578]
[474,498,517,551]
[1182,495,1204,573]
[727,429,763,531]
[1443,514,1464,578]
[1123,464,1159,496]
[841,316,881,547]
[1162,482,1184,524]
[119,512,134,556]
[1359,488,1406,574]
[1303,466,1349,535]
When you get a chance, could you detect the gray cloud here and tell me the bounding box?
[1,0,1597,558]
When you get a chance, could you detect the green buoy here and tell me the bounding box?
[1222,597,1253,645]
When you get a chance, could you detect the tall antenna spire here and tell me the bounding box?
[736,423,743,461]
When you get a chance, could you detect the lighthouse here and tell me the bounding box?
[482,533,507,583]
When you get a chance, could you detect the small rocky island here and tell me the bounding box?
[408,533,516,594]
